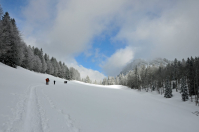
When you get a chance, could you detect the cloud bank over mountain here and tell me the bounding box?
[18,0,199,78]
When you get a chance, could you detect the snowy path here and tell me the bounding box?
[2,84,49,132]
[2,83,80,132]
[41,89,79,132]
[23,85,48,132]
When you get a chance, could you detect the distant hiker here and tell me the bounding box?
[46,78,49,85]
[64,81,67,84]
[54,80,56,85]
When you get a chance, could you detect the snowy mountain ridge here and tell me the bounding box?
[120,58,171,75]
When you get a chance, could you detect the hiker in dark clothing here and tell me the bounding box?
[54,80,56,85]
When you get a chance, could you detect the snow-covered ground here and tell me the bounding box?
[0,62,198,132]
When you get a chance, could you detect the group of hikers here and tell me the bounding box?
[45,78,56,85]
[45,78,67,85]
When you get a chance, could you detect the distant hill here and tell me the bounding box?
[119,58,171,75]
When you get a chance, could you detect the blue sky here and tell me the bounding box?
[0,0,27,19]
[0,0,127,75]
[75,30,128,73]
[1,0,199,81]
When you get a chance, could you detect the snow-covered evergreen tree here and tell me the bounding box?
[0,10,10,58]
[144,67,149,91]
[41,57,47,73]
[107,76,115,85]
[69,67,81,80]
[39,49,47,73]
[157,66,163,94]
[33,55,42,72]
[44,53,53,74]
[134,65,139,89]
[49,63,54,75]
[0,12,13,65]
[195,57,199,105]
[56,61,61,77]
[33,48,46,72]
[9,18,23,67]
[58,61,64,78]
[181,76,188,101]
[21,45,34,70]
[127,71,134,88]
[102,78,108,85]
[120,73,127,86]
[64,64,70,80]
[0,13,25,68]
[187,57,196,102]
[140,65,146,89]
[115,76,120,85]
[51,57,58,76]
[0,4,3,18]
[85,75,91,83]
[164,79,172,98]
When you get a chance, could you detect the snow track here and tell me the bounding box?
[23,85,49,132]
[41,90,80,132]
[2,83,80,132]
[3,84,49,132]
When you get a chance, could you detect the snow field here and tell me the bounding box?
[0,62,199,132]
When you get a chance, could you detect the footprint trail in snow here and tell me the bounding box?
[41,90,80,132]
[2,84,49,132]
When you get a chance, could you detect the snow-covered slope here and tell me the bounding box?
[0,62,198,132]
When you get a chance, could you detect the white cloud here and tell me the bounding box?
[114,0,199,60]
[22,36,37,47]
[46,0,129,57]
[68,63,106,82]
[20,0,199,78]
[101,46,134,76]
[22,0,51,24]
[21,0,131,68]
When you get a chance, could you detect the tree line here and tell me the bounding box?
[0,6,81,81]
[101,57,199,105]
